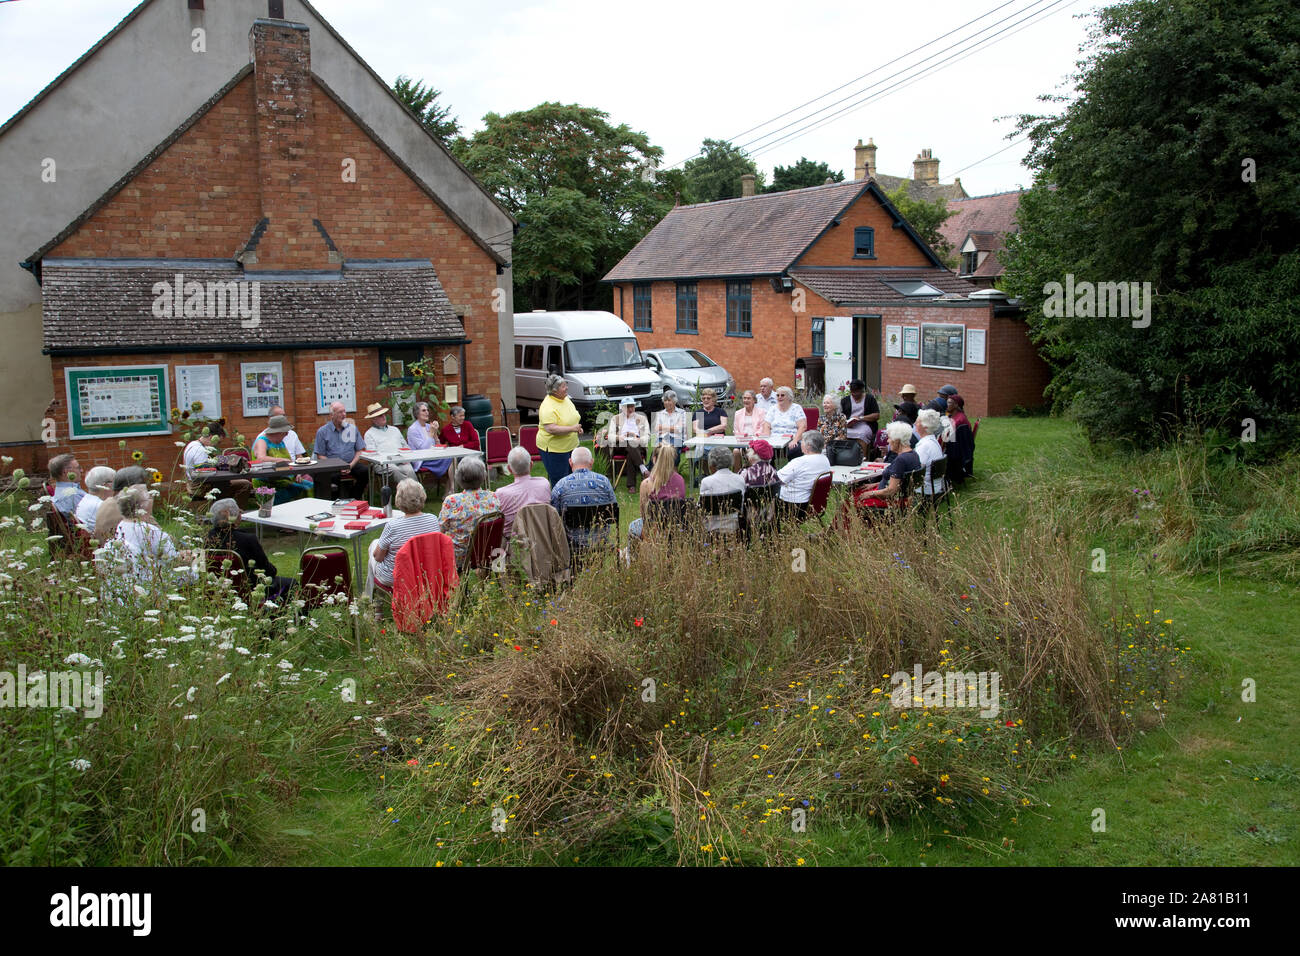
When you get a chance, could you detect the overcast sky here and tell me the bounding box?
[0,0,1100,197]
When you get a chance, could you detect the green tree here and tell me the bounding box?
[1002,0,1300,447]
[680,139,764,204]
[458,103,675,310]
[392,75,461,143]
[886,182,956,265]
[764,157,845,193]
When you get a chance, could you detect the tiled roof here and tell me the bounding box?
[872,173,969,204]
[604,180,872,282]
[790,267,978,305]
[41,258,466,353]
[939,190,1024,252]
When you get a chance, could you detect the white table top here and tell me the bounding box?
[831,464,887,486]
[359,446,483,465]
[684,435,755,449]
[241,496,391,540]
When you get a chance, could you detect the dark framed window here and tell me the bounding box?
[811,318,825,356]
[961,250,978,275]
[726,280,752,336]
[522,345,543,370]
[379,347,422,386]
[633,283,653,332]
[854,226,875,259]
[676,282,698,333]
[546,345,563,374]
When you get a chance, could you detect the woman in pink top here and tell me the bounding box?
[731,389,770,470]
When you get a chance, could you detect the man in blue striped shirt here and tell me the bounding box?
[550,446,616,549]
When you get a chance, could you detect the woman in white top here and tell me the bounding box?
[914,409,947,496]
[98,486,198,599]
[765,386,808,460]
[652,390,689,458]
[75,466,116,531]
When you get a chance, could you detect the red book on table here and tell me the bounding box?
[344,520,371,530]
[315,520,334,529]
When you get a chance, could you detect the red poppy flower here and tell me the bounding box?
[908,755,919,766]
[1005,720,1015,727]
[514,645,522,651]
[406,759,419,766]
[550,619,557,626]
[633,618,644,627]
[960,594,969,600]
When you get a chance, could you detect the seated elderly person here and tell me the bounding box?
[850,421,923,515]
[365,478,444,597]
[256,405,307,459]
[436,457,501,564]
[253,414,314,504]
[92,465,156,543]
[206,498,296,604]
[597,398,650,491]
[97,485,198,596]
[439,406,482,452]
[775,429,831,519]
[48,453,86,518]
[550,445,617,549]
[496,446,551,537]
[75,466,116,531]
[628,444,687,541]
[699,445,746,533]
[314,401,370,499]
[819,394,859,465]
[766,387,808,461]
[184,422,251,509]
[913,409,947,497]
[840,379,880,460]
[406,400,452,491]
[362,402,416,486]
[652,390,690,458]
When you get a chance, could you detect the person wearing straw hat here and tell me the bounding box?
[363,402,416,483]
[252,413,313,504]
[895,384,921,425]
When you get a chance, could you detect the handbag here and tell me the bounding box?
[829,440,863,467]
[213,454,250,474]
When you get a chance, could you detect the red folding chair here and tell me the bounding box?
[804,406,820,433]
[485,426,513,488]
[806,470,833,526]
[517,425,542,464]
[206,548,251,598]
[460,510,505,576]
[299,545,351,610]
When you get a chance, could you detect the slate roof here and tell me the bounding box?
[871,173,969,204]
[41,258,466,354]
[789,267,978,306]
[604,179,942,282]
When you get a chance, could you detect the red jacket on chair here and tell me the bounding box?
[392,531,459,633]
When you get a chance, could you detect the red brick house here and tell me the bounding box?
[940,189,1025,290]
[605,179,1048,418]
[23,14,513,473]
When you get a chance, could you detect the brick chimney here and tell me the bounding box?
[740,173,756,197]
[244,18,337,271]
[854,138,876,180]
[913,148,940,186]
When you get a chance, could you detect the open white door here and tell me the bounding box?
[823,316,854,392]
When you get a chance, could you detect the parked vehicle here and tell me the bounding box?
[513,311,663,424]
[642,347,735,406]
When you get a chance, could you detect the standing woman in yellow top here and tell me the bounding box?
[537,373,583,487]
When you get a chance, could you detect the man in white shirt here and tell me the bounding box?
[496,446,552,537]
[699,446,747,532]
[776,430,831,505]
[754,377,779,416]
[257,405,306,458]
[75,466,116,531]
[362,402,416,484]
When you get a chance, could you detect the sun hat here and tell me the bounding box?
[899,384,917,396]
[620,398,636,408]
[266,414,292,432]
[749,439,774,461]
[364,402,389,419]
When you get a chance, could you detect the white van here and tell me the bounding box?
[513,311,663,421]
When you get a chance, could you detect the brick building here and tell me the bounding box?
[0,0,515,475]
[940,189,1025,290]
[605,177,1048,419]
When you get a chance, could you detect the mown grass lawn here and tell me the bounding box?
[235,415,1299,866]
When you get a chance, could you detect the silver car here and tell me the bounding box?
[642,348,735,406]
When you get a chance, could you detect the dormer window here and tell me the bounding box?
[962,250,978,275]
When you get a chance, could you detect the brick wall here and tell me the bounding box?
[45,27,503,436]
[48,345,462,476]
[794,191,933,268]
[987,314,1051,415]
[879,306,992,417]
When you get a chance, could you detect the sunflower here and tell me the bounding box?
[191,401,204,412]
[149,469,164,485]
[131,450,144,462]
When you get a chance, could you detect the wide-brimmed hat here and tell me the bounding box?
[620,398,637,408]
[749,439,774,461]
[364,402,389,419]
[266,414,292,432]
[899,384,917,396]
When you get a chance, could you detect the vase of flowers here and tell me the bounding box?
[255,486,275,517]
